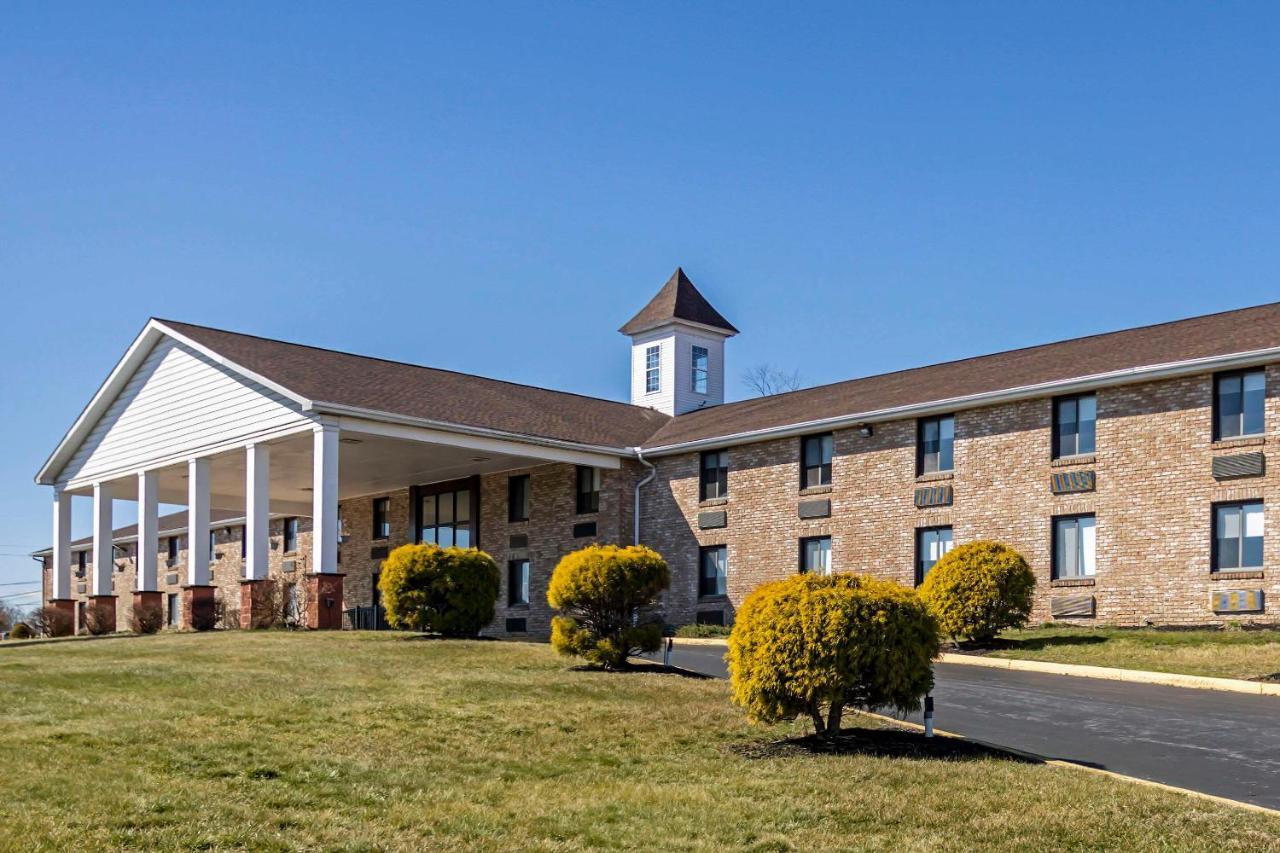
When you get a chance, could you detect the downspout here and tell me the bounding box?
[633,447,657,546]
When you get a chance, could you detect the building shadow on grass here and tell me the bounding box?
[732,726,1039,764]
[567,661,714,680]
[954,634,1108,654]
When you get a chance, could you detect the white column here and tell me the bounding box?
[312,424,340,574]
[92,482,114,597]
[187,457,211,586]
[136,470,159,592]
[245,443,270,580]
[51,488,71,600]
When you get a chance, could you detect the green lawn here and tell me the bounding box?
[985,625,1280,680]
[2,633,1278,851]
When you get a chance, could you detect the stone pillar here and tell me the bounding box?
[241,443,274,629]
[184,457,215,630]
[308,423,343,629]
[48,490,74,635]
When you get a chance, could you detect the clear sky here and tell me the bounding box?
[3,3,1279,601]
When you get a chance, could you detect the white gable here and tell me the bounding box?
[56,336,311,486]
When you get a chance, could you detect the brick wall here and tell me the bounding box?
[642,367,1280,629]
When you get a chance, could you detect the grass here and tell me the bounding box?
[1,633,1278,851]
[982,625,1280,680]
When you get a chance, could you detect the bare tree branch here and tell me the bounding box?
[741,364,802,397]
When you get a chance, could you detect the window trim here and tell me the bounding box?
[1211,500,1265,573]
[799,433,833,490]
[644,344,661,394]
[1213,369,1266,441]
[916,414,956,476]
[691,345,709,394]
[1051,513,1097,580]
[508,474,530,523]
[698,545,728,598]
[1052,393,1097,459]
[699,450,729,502]
[914,525,954,585]
[507,558,531,607]
[798,535,832,575]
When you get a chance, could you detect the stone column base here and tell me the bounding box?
[87,595,118,635]
[240,579,275,630]
[131,591,164,633]
[181,585,217,631]
[44,598,76,637]
[305,573,345,630]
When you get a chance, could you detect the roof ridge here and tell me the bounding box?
[155,318,670,422]
[670,297,1280,416]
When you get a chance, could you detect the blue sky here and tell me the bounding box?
[3,3,1279,600]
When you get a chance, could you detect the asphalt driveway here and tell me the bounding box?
[648,642,1280,810]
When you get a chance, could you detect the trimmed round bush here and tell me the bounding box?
[547,544,669,669]
[8,622,33,640]
[918,540,1035,643]
[378,544,501,637]
[728,573,939,737]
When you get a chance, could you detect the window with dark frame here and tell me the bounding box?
[644,345,661,393]
[372,497,391,540]
[800,434,833,489]
[691,345,709,394]
[915,526,954,584]
[508,558,530,606]
[77,550,87,573]
[917,414,955,475]
[576,466,600,514]
[508,475,530,523]
[1053,394,1097,458]
[419,488,473,548]
[1215,370,1265,440]
[209,529,217,561]
[1052,514,1096,579]
[167,592,179,627]
[799,535,832,575]
[700,450,729,501]
[283,517,299,554]
[1213,501,1264,571]
[240,526,247,558]
[167,536,179,563]
[699,545,728,597]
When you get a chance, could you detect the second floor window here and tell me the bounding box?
[1214,501,1263,571]
[801,433,833,489]
[283,517,299,553]
[576,466,601,514]
[800,535,832,575]
[700,450,729,501]
[1053,515,1096,579]
[915,526,954,584]
[209,530,217,560]
[699,545,727,597]
[508,475,530,523]
[917,415,955,475]
[508,559,530,606]
[167,537,179,563]
[77,550,87,572]
[1054,394,1096,458]
[240,526,247,558]
[372,497,391,539]
[1215,370,1265,440]
[645,345,661,393]
[691,345,709,394]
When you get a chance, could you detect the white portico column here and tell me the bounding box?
[50,489,71,601]
[240,443,271,630]
[89,482,119,633]
[307,423,343,629]
[136,470,159,592]
[183,457,215,630]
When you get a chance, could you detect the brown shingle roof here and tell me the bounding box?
[618,268,739,336]
[640,300,1280,449]
[160,320,669,449]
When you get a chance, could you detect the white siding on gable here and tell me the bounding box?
[673,329,725,415]
[57,337,311,486]
[630,331,676,415]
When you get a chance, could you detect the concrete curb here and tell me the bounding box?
[670,638,1280,697]
[938,652,1280,697]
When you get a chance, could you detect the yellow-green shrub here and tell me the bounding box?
[8,622,33,640]
[378,544,500,637]
[918,540,1035,643]
[547,544,669,669]
[728,573,939,737]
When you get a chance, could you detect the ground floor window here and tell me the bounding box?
[915,526,954,584]
[699,545,727,597]
[1214,501,1263,571]
[167,593,179,627]
[508,559,530,606]
[799,536,831,575]
[1053,515,1096,579]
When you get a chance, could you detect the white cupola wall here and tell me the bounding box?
[619,268,738,416]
